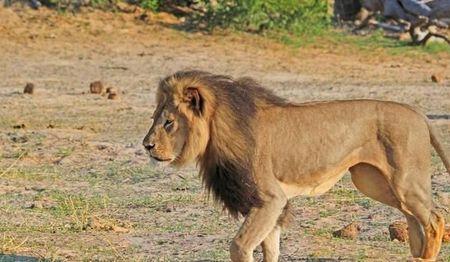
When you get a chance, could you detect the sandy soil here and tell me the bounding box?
[0,5,449,261]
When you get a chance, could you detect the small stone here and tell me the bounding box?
[106,87,117,94]
[108,92,119,100]
[332,222,361,239]
[96,144,108,150]
[90,81,104,94]
[13,124,26,129]
[431,74,443,83]
[442,226,450,243]
[24,83,34,94]
[389,221,409,242]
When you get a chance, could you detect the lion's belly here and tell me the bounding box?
[278,169,347,198]
[276,151,360,199]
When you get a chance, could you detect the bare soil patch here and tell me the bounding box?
[0,6,449,261]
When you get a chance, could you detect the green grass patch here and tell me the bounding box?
[275,28,450,55]
[202,0,330,36]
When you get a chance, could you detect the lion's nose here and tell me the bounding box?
[144,143,155,151]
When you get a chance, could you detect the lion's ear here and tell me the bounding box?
[183,87,203,115]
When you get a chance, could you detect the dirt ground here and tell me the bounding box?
[0,5,450,261]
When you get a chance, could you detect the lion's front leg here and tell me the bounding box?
[230,196,286,262]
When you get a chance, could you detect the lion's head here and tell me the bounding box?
[142,71,214,167]
[143,70,286,217]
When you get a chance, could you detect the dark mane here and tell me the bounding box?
[167,70,287,217]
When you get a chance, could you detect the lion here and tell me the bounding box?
[143,70,450,261]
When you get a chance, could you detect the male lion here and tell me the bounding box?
[143,70,450,261]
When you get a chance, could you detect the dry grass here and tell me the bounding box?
[0,6,449,261]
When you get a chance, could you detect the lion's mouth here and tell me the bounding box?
[151,155,172,162]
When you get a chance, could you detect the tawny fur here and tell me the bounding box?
[143,70,450,262]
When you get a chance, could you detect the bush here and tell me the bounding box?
[139,0,160,11]
[202,0,331,35]
[138,0,194,12]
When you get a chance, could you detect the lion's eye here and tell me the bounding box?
[164,119,174,130]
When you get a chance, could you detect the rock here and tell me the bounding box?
[443,226,450,243]
[106,87,120,100]
[106,87,118,94]
[389,221,409,242]
[108,92,119,100]
[29,0,42,9]
[332,222,361,239]
[13,124,26,129]
[431,73,443,83]
[96,144,108,150]
[90,81,104,94]
[23,82,34,94]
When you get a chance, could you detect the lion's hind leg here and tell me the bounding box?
[350,163,425,258]
[401,205,444,261]
[350,163,402,209]
[422,210,445,260]
[405,208,445,261]
[350,162,444,260]
[391,167,444,260]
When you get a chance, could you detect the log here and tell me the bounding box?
[400,0,431,17]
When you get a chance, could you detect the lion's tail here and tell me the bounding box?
[428,124,450,174]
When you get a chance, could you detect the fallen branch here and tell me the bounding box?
[418,32,450,45]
